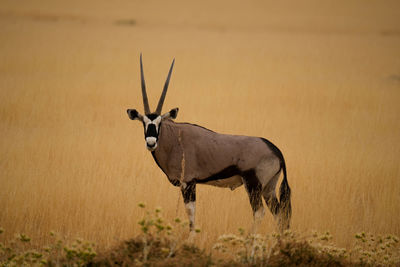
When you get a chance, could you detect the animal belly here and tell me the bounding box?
[204,175,243,190]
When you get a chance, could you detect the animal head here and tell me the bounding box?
[127,54,179,151]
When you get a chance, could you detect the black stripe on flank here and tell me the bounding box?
[196,165,241,184]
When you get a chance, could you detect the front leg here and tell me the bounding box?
[181,181,196,232]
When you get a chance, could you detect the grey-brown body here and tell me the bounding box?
[150,119,291,232]
[127,55,291,235]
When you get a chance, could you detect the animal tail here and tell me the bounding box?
[279,157,292,230]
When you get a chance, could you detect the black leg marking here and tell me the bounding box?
[181,181,196,203]
[242,169,263,215]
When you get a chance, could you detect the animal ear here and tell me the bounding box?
[162,107,179,120]
[169,107,179,119]
[127,109,143,121]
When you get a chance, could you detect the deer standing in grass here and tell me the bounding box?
[127,55,292,236]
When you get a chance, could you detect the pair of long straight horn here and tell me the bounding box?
[140,54,175,115]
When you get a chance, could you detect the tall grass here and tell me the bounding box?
[0,0,399,253]
[1,207,399,266]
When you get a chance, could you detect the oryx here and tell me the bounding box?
[127,55,292,234]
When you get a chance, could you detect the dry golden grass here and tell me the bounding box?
[0,0,399,251]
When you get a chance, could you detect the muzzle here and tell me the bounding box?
[145,137,157,151]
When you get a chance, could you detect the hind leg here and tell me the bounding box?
[262,171,291,232]
[255,158,283,230]
[262,172,281,218]
[242,170,264,233]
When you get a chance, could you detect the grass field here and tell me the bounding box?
[0,0,399,255]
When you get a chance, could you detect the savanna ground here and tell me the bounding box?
[0,0,399,265]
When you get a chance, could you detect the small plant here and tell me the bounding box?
[135,202,196,264]
[351,232,400,265]
[212,228,276,264]
[63,238,97,266]
[0,231,45,266]
[0,229,97,266]
[214,230,349,266]
[307,230,348,260]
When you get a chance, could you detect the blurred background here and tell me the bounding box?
[0,0,399,249]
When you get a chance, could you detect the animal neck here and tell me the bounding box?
[158,119,180,151]
[151,120,182,175]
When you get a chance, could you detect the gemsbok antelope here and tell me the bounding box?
[127,55,292,235]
